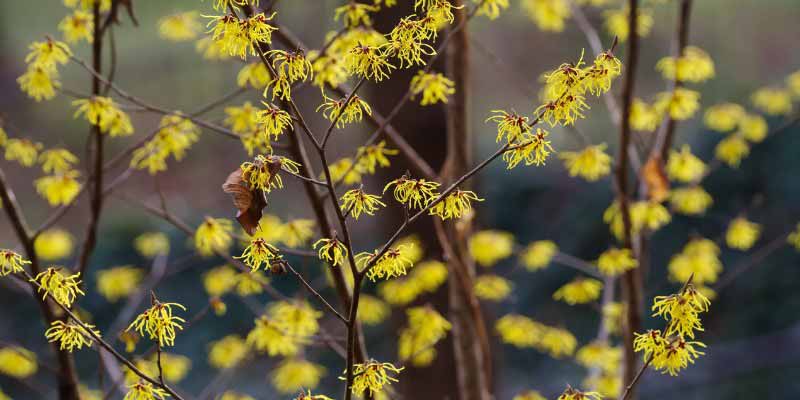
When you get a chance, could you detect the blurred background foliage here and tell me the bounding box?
[1,0,800,399]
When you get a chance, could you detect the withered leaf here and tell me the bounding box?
[641,154,670,203]
[222,169,267,235]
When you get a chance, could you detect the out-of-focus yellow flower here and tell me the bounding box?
[576,341,621,374]
[715,135,750,167]
[203,265,238,297]
[97,266,143,302]
[59,10,94,43]
[553,277,603,305]
[787,70,800,97]
[158,11,200,41]
[0,346,38,378]
[5,138,43,167]
[669,185,713,215]
[539,326,578,358]
[358,294,390,326]
[78,385,102,400]
[208,335,248,369]
[557,386,603,400]
[630,98,660,132]
[219,391,255,400]
[654,88,701,121]
[667,145,706,183]
[703,103,745,132]
[513,390,547,400]
[410,259,448,292]
[560,144,612,181]
[521,240,558,271]
[725,217,760,250]
[272,359,325,394]
[18,66,60,101]
[72,96,134,137]
[247,315,301,357]
[268,301,322,339]
[134,232,170,258]
[379,278,422,306]
[668,238,722,286]
[194,217,233,257]
[38,148,78,174]
[473,274,513,301]
[596,247,637,277]
[394,235,424,264]
[604,200,671,240]
[35,171,82,206]
[235,270,268,296]
[602,302,624,335]
[495,314,545,348]
[475,0,510,19]
[788,223,800,251]
[398,306,451,366]
[35,228,73,261]
[468,230,514,267]
[604,7,653,41]
[752,87,792,115]
[738,113,768,143]
[656,46,715,83]
[521,0,571,32]
[410,71,455,105]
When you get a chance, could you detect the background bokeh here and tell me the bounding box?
[2,0,800,399]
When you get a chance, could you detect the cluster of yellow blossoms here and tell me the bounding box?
[635,285,710,376]
[398,306,451,366]
[495,314,577,358]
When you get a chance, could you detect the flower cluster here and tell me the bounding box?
[18,39,71,101]
[495,314,577,358]
[126,299,186,347]
[398,306,451,366]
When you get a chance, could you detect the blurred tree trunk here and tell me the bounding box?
[439,2,493,399]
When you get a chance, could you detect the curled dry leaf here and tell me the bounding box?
[641,154,670,203]
[222,168,267,235]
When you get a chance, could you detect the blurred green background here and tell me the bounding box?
[2,0,800,399]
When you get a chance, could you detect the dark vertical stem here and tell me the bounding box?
[76,1,106,277]
[658,0,692,160]
[615,0,643,397]
[441,1,492,399]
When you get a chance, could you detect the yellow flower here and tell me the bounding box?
[410,71,455,105]
[219,391,255,400]
[329,157,363,185]
[654,88,701,121]
[703,103,745,132]
[398,306,451,366]
[378,278,422,306]
[194,217,233,256]
[126,300,186,347]
[124,380,168,400]
[553,277,603,305]
[358,295,390,326]
[272,359,325,394]
[18,66,60,101]
[0,346,37,378]
[602,302,624,335]
[236,62,271,89]
[341,188,386,219]
[557,386,602,400]
[256,102,292,140]
[358,244,416,281]
[656,46,715,83]
[668,238,722,286]
[236,270,268,296]
[268,300,322,338]
[714,135,749,167]
[410,259,448,292]
[131,114,199,174]
[474,274,513,301]
[335,2,378,28]
[738,113,768,143]
[521,240,558,271]
[345,44,396,82]
[38,148,78,174]
[522,0,571,32]
[72,96,133,137]
[224,101,260,134]
[495,314,545,348]
[208,335,248,369]
[346,360,403,396]
[788,70,800,97]
[575,341,621,374]
[725,217,761,250]
[604,7,653,41]
[158,11,201,41]
[583,373,621,398]
[34,170,82,206]
[78,385,103,400]
[25,39,72,72]
[560,144,612,181]
[267,49,313,84]
[503,129,555,168]
[195,37,231,60]
[468,230,514,267]
[5,138,43,167]
[97,266,143,302]
[45,320,100,352]
[584,51,623,96]
[31,267,85,307]
[309,51,348,88]
[669,185,713,215]
[596,247,637,277]
[356,141,398,174]
[246,315,301,356]
[0,249,30,276]
[539,326,577,358]
[314,237,348,267]
[476,0,509,19]
[203,265,238,298]
[429,189,483,220]
[487,110,531,143]
[237,235,281,271]
[134,232,170,258]
[35,228,73,260]
[59,10,94,43]
[205,12,277,59]
[240,154,301,193]
[604,200,671,239]
[788,223,800,251]
[394,235,425,264]
[630,98,660,132]
[64,0,111,11]
[282,219,315,248]
[652,285,710,338]
[667,145,706,183]
[651,335,706,376]
[752,87,792,115]
[383,175,441,210]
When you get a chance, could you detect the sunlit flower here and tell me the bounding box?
[468,230,514,267]
[345,44,396,82]
[410,71,455,105]
[703,103,745,132]
[358,244,416,281]
[429,189,483,220]
[194,217,233,256]
[596,247,637,277]
[654,88,701,121]
[158,11,201,41]
[521,240,558,271]
[0,249,30,276]
[751,87,792,115]
[521,0,571,32]
[34,170,82,206]
[714,135,749,167]
[669,185,713,215]
[35,228,73,260]
[346,360,403,396]
[487,110,531,143]
[124,380,168,400]
[5,138,43,167]
[134,232,170,258]
[560,144,612,181]
[666,145,706,183]
[240,154,301,193]
[0,346,37,378]
[208,335,248,369]
[314,237,348,267]
[398,306,451,366]
[127,300,186,347]
[553,277,603,305]
[45,320,100,352]
[383,175,441,210]
[473,274,513,301]
[502,129,554,168]
[97,266,143,302]
[238,234,281,271]
[725,217,760,250]
[272,359,325,394]
[31,267,85,307]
